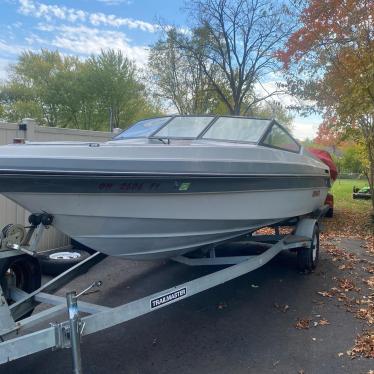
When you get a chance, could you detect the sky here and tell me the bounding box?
[0,0,321,140]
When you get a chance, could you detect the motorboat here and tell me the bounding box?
[0,116,331,259]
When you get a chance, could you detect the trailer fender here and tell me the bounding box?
[295,218,318,240]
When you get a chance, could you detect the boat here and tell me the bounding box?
[0,115,331,259]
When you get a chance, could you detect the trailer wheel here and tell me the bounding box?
[325,207,333,218]
[0,255,41,320]
[38,248,91,276]
[297,225,319,272]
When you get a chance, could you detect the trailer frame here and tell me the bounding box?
[0,207,328,373]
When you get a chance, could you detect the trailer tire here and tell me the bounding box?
[0,254,41,320]
[297,225,319,272]
[325,207,333,218]
[38,248,91,276]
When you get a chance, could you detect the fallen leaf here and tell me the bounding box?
[295,318,311,330]
[338,278,356,292]
[349,330,374,358]
[318,318,330,326]
[317,291,333,298]
[364,277,374,289]
[356,307,374,324]
[339,263,354,271]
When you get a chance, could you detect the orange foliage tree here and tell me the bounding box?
[279,0,374,211]
[314,120,342,149]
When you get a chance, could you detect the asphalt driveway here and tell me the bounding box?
[1,238,373,374]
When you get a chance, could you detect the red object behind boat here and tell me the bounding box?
[325,192,334,208]
[307,148,338,181]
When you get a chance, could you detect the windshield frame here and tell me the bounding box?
[149,114,217,140]
[112,115,300,153]
[199,115,273,144]
[112,116,174,140]
[258,120,301,154]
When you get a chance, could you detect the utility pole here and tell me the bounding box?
[109,107,114,132]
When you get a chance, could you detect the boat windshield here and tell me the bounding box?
[113,117,171,139]
[202,117,270,143]
[152,116,214,138]
[113,115,289,145]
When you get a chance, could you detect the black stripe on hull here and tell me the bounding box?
[0,173,331,193]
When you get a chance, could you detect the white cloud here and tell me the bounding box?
[14,1,152,65]
[97,0,133,5]
[35,22,56,32]
[88,12,157,32]
[25,33,49,45]
[51,25,148,65]
[18,0,158,32]
[19,0,86,23]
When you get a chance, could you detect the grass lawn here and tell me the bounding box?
[331,178,372,211]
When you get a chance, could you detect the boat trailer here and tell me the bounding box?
[0,207,328,373]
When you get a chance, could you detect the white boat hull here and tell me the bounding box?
[5,187,328,259]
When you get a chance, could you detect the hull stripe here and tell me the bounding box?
[0,174,330,193]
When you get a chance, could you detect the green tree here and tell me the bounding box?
[0,81,44,123]
[149,29,213,114]
[86,50,148,130]
[340,146,365,174]
[249,101,294,130]
[0,49,161,130]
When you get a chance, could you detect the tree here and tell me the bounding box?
[340,145,366,174]
[280,0,374,211]
[153,0,294,116]
[1,50,73,126]
[250,100,294,130]
[148,30,295,125]
[86,50,148,129]
[0,81,44,123]
[0,49,161,130]
[149,29,220,114]
[313,120,344,155]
